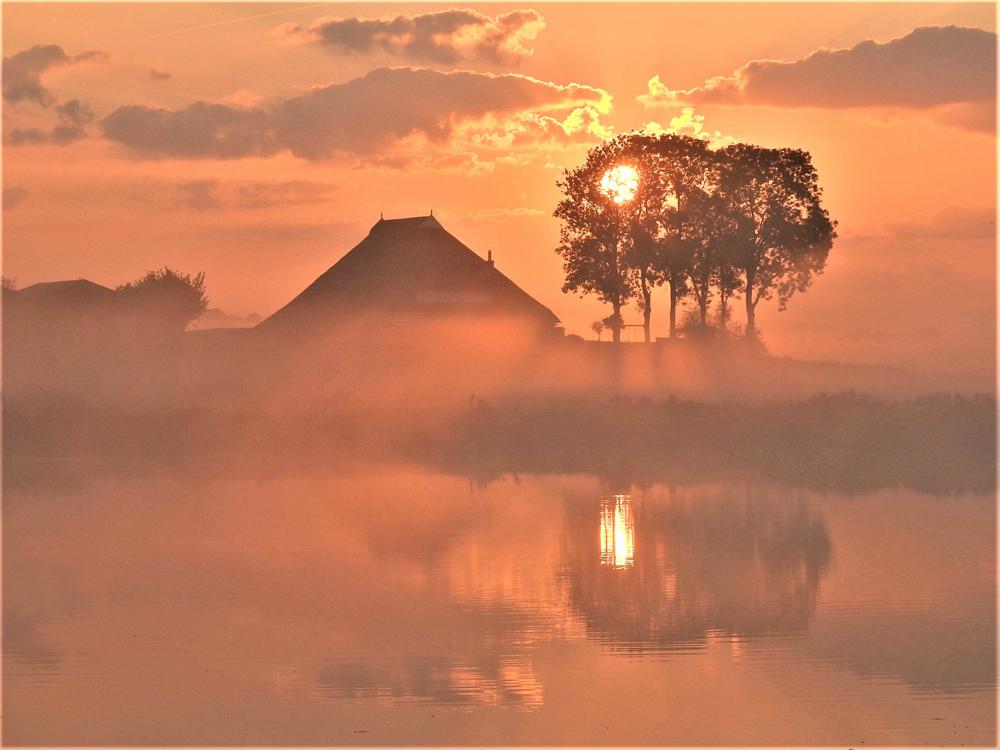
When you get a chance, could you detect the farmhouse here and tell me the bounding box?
[257,215,562,336]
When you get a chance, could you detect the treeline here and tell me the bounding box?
[555,134,836,342]
[422,392,996,493]
[5,392,994,495]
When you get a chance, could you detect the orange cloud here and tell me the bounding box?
[639,26,996,132]
[101,67,611,162]
[640,107,734,148]
[282,8,545,65]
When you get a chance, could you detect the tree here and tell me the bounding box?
[590,320,605,341]
[555,138,640,343]
[557,132,712,343]
[628,134,713,340]
[625,219,660,342]
[116,267,208,335]
[717,145,836,338]
[645,135,717,338]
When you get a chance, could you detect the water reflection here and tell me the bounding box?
[565,485,831,653]
[2,469,994,746]
[599,494,635,569]
[317,655,543,709]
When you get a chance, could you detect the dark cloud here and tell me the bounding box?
[3,186,30,211]
[169,180,336,211]
[2,44,106,106]
[235,181,336,210]
[640,26,996,131]
[3,45,70,105]
[843,207,996,244]
[7,128,49,146]
[284,8,545,65]
[54,98,94,127]
[50,124,88,144]
[102,67,610,161]
[148,67,172,81]
[103,102,278,159]
[933,101,996,134]
[176,180,221,211]
[6,97,95,146]
[886,208,996,241]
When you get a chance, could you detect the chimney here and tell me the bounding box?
[487,249,494,268]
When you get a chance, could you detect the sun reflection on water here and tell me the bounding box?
[600,494,635,569]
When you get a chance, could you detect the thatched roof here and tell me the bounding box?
[258,215,560,332]
[13,279,116,309]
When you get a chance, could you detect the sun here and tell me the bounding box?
[600,165,639,204]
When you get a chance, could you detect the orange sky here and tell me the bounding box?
[3,3,996,372]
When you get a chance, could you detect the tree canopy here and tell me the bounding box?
[554,132,836,342]
[116,267,208,335]
[716,144,837,337]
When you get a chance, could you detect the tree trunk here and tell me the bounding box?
[611,300,622,343]
[744,271,756,337]
[668,281,678,338]
[719,289,730,331]
[640,270,652,344]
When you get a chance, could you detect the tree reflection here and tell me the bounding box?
[317,654,543,709]
[564,485,831,653]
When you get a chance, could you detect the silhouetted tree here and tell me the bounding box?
[116,267,208,335]
[717,145,836,338]
[640,134,715,338]
[590,320,605,341]
[558,133,713,343]
[626,221,660,342]
[555,137,644,343]
[559,137,833,342]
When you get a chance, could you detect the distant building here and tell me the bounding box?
[258,215,562,336]
[3,279,137,339]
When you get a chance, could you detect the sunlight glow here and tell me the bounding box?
[600,494,635,569]
[600,165,639,204]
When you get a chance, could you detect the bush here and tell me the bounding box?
[116,267,208,334]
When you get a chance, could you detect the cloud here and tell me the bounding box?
[639,26,996,132]
[169,180,338,211]
[283,8,545,65]
[6,97,95,146]
[2,44,107,106]
[102,66,611,161]
[886,207,995,241]
[54,98,94,126]
[640,107,735,148]
[7,128,49,146]
[235,181,337,209]
[464,102,613,152]
[103,102,278,159]
[148,67,172,81]
[176,180,221,211]
[3,186,30,211]
[932,101,996,134]
[853,207,997,243]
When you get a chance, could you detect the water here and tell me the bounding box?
[3,466,995,745]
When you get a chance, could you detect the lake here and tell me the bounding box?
[3,465,996,745]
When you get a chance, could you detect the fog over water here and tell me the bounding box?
[3,305,996,746]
